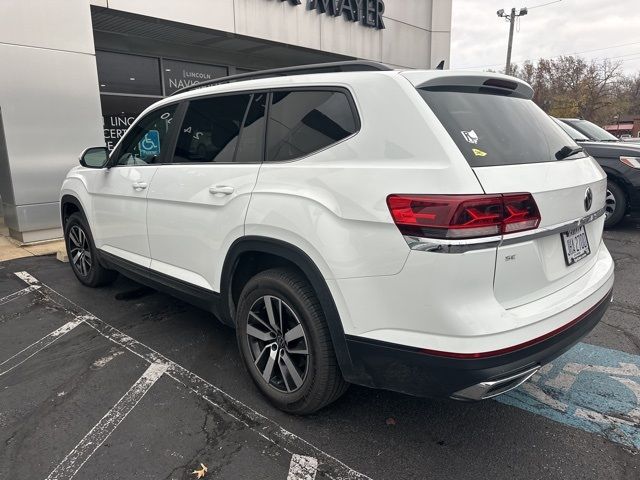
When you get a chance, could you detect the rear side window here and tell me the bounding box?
[418,87,584,167]
[266,90,358,162]
[174,94,251,163]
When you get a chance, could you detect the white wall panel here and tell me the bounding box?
[0,44,104,206]
[431,0,453,32]
[107,0,236,33]
[381,18,430,69]
[383,0,431,31]
[0,0,95,54]
[234,0,321,51]
[430,31,451,69]
[320,15,382,62]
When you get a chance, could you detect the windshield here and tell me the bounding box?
[418,87,585,167]
[552,118,589,141]
[562,119,618,142]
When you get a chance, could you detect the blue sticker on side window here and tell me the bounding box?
[139,130,160,158]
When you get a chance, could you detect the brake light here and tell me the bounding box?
[386,193,540,239]
[620,156,640,169]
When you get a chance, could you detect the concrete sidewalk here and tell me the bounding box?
[0,217,65,262]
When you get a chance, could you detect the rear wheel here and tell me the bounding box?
[64,213,117,287]
[604,182,626,228]
[235,268,348,414]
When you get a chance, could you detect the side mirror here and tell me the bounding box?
[79,147,109,168]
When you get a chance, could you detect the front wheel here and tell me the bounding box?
[235,268,348,414]
[604,182,626,228]
[64,213,118,287]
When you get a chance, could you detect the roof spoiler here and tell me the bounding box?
[416,75,534,99]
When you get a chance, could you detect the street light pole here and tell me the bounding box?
[497,7,528,76]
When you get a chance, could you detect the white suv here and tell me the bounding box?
[61,62,614,414]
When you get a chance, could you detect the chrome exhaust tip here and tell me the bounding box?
[450,365,540,401]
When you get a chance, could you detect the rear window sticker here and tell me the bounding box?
[472,148,487,157]
[461,129,479,144]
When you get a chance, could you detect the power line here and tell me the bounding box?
[459,41,640,70]
[527,0,562,9]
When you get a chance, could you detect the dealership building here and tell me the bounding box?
[0,0,452,242]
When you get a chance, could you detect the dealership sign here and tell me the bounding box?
[278,0,385,29]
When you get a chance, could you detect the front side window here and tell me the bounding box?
[266,90,358,162]
[115,105,176,166]
[173,94,251,163]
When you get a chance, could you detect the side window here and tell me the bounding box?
[266,90,358,162]
[116,105,176,166]
[173,94,251,163]
[235,93,267,163]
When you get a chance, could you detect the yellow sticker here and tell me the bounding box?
[472,148,487,157]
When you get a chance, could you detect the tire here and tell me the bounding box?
[235,268,348,414]
[64,212,118,287]
[604,181,626,228]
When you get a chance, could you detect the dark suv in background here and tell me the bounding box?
[556,118,640,227]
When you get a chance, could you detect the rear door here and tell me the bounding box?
[146,92,267,291]
[417,81,606,309]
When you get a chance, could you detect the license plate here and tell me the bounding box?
[561,225,591,266]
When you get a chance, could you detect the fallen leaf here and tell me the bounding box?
[192,463,208,478]
[385,417,396,425]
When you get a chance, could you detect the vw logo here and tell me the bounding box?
[584,187,593,212]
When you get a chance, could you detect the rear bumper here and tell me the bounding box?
[344,288,612,399]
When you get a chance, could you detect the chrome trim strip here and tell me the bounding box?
[450,365,540,401]
[405,206,606,253]
[404,235,501,253]
[500,206,606,246]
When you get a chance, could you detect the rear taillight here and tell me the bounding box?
[620,156,640,169]
[386,193,540,239]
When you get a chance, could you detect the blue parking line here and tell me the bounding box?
[497,343,640,449]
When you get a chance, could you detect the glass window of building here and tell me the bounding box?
[101,95,158,151]
[162,60,228,95]
[96,51,162,95]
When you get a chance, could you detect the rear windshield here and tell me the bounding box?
[418,87,584,167]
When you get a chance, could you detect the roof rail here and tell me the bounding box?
[170,60,393,96]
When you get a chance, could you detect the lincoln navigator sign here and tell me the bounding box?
[277,0,385,29]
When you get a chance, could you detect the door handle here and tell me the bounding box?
[209,185,235,195]
[132,182,148,191]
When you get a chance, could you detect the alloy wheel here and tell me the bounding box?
[68,225,92,277]
[246,295,309,393]
[604,188,616,218]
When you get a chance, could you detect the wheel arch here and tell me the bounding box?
[600,166,632,212]
[60,194,87,227]
[220,236,356,379]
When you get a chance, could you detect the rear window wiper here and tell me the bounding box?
[555,145,584,160]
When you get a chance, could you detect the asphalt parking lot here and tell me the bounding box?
[1,217,639,480]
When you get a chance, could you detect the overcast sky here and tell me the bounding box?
[450,0,640,75]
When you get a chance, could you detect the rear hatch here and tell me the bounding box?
[415,75,606,309]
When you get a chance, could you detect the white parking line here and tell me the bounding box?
[45,362,168,480]
[0,284,41,306]
[0,318,84,377]
[288,455,319,480]
[14,271,371,480]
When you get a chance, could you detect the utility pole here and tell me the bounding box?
[497,7,528,75]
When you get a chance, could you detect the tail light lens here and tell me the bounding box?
[387,193,540,239]
[620,156,640,169]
